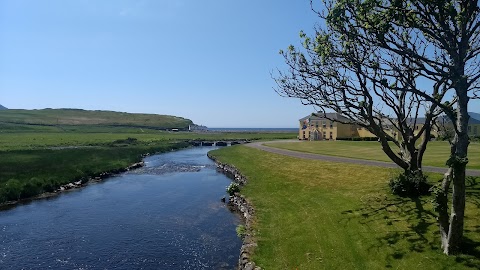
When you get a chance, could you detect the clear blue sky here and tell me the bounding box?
[1,1,479,128]
[0,0,321,128]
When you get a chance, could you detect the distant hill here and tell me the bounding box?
[470,112,480,121]
[0,104,7,110]
[0,108,193,130]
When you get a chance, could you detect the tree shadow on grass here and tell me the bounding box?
[466,176,480,209]
[341,195,436,267]
[456,176,480,269]
[340,177,480,269]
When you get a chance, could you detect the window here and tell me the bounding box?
[316,122,319,128]
[322,121,326,128]
[416,125,419,130]
[468,126,472,132]
[329,132,333,139]
[330,121,333,128]
[475,126,478,135]
[323,131,326,139]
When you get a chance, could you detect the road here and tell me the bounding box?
[246,141,480,177]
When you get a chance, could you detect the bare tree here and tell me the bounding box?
[275,7,441,188]
[276,0,480,254]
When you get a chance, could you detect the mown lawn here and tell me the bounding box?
[265,140,480,170]
[209,146,480,269]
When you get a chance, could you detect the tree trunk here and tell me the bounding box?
[438,168,452,252]
[441,77,470,254]
[444,132,469,254]
[446,161,466,254]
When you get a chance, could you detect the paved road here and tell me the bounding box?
[246,141,480,177]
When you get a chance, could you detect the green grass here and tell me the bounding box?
[0,129,296,203]
[209,146,480,269]
[0,141,190,203]
[0,131,296,151]
[0,108,192,129]
[265,140,480,170]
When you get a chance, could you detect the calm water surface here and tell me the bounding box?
[0,147,241,269]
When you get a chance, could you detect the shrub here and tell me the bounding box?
[226,182,240,196]
[110,137,139,146]
[389,172,431,197]
[470,135,480,142]
[1,179,23,202]
[236,224,246,239]
[21,177,45,198]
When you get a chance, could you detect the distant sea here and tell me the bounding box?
[208,128,297,133]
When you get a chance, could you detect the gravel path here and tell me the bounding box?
[246,141,480,177]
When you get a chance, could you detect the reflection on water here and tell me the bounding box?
[0,147,241,269]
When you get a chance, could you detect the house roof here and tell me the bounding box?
[438,115,480,125]
[299,112,352,123]
[300,113,480,125]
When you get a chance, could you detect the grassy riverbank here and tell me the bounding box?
[0,130,296,204]
[209,146,480,269]
[265,140,480,170]
[0,141,190,204]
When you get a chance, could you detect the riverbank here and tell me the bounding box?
[208,145,480,269]
[0,160,145,210]
[0,146,242,269]
[208,152,260,270]
[0,141,190,208]
[0,130,297,206]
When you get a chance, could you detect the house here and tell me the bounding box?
[298,112,376,140]
[299,112,442,141]
[437,116,480,138]
[468,118,480,136]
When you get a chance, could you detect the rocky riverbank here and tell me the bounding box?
[207,153,261,270]
[0,161,146,210]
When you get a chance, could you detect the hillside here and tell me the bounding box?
[0,108,193,130]
[470,112,480,121]
[0,104,7,110]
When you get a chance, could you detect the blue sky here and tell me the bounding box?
[0,0,321,128]
[1,1,479,128]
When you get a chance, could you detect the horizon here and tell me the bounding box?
[1,0,480,127]
[0,0,319,128]
[1,105,480,129]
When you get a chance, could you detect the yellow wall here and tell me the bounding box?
[468,124,480,136]
[299,116,449,141]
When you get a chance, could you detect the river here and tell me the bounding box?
[0,147,242,269]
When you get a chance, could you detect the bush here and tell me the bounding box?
[236,224,246,239]
[110,137,139,146]
[226,182,240,196]
[470,135,480,142]
[21,177,45,198]
[389,172,431,197]
[1,179,23,202]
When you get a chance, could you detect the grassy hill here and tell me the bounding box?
[0,108,193,130]
[470,112,480,121]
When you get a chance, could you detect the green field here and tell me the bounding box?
[0,108,192,129]
[265,140,480,170]
[209,146,480,269]
[0,131,296,151]
[0,123,296,204]
[0,108,296,203]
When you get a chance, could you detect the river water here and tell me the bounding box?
[0,147,242,269]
